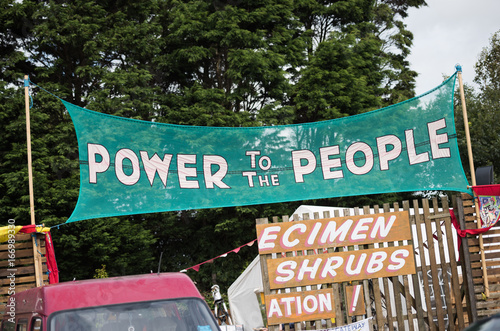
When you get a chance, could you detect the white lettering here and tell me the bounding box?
[276,261,297,283]
[366,251,387,273]
[351,218,373,241]
[177,154,199,189]
[282,224,307,248]
[268,299,283,318]
[292,150,316,183]
[140,151,172,187]
[319,146,343,179]
[370,215,396,239]
[377,135,402,171]
[297,258,322,281]
[320,219,354,244]
[115,149,140,185]
[88,143,110,184]
[320,256,344,278]
[303,295,318,313]
[428,118,450,159]
[259,226,281,250]
[203,155,230,189]
[388,249,410,271]
[405,129,429,165]
[346,142,374,175]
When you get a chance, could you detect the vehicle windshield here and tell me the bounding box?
[48,298,219,331]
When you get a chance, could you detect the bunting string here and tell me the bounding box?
[180,239,257,272]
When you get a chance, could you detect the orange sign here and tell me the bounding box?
[266,245,416,289]
[346,285,365,316]
[257,211,411,254]
[265,288,335,325]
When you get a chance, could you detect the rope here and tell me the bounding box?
[31,233,45,257]
[28,78,62,100]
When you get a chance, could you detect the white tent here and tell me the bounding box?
[227,255,264,331]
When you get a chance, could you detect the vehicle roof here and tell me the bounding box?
[8,272,204,316]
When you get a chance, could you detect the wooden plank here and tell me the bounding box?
[441,196,465,330]
[0,284,36,296]
[7,233,32,241]
[282,215,297,331]
[0,256,47,268]
[257,217,278,331]
[323,210,333,330]
[301,213,313,331]
[471,261,500,269]
[333,209,345,327]
[472,268,500,277]
[255,211,411,254]
[264,288,336,325]
[422,198,446,330]
[0,246,46,260]
[454,194,478,323]
[312,211,323,330]
[266,244,415,289]
[373,205,393,331]
[433,197,456,331]
[361,206,374,331]
[477,308,500,317]
[0,265,35,277]
[0,241,36,251]
[413,199,435,331]
[469,236,500,245]
[351,207,363,324]
[470,251,500,261]
[407,204,427,331]
[476,300,500,309]
[463,206,475,214]
[386,203,405,331]
[477,228,500,236]
[401,201,416,331]
[293,213,305,331]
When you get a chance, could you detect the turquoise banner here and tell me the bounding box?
[65,72,470,222]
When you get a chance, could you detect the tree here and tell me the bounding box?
[294,25,383,122]
[292,0,425,123]
[0,0,427,291]
[0,0,162,281]
[455,30,500,183]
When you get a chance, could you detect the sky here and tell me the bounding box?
[405,0,500,95]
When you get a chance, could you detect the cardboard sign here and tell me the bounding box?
[266,245,416,289]
[265,288,335,325]
[257,211,411,254]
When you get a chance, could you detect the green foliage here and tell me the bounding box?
[455,30,500,183]
[94,264,109,279]
[0,0,426,292]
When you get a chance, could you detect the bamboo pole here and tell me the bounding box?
[456,66,489,297]
[24,75,43,287]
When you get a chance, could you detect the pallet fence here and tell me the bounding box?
[257,195,474,330]
[0,232,48,315]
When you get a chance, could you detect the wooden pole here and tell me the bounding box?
[24,75,43,287]
[24,75,36,226]
[456,66,489,297]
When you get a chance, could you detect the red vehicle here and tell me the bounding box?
[1,273,220,331]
